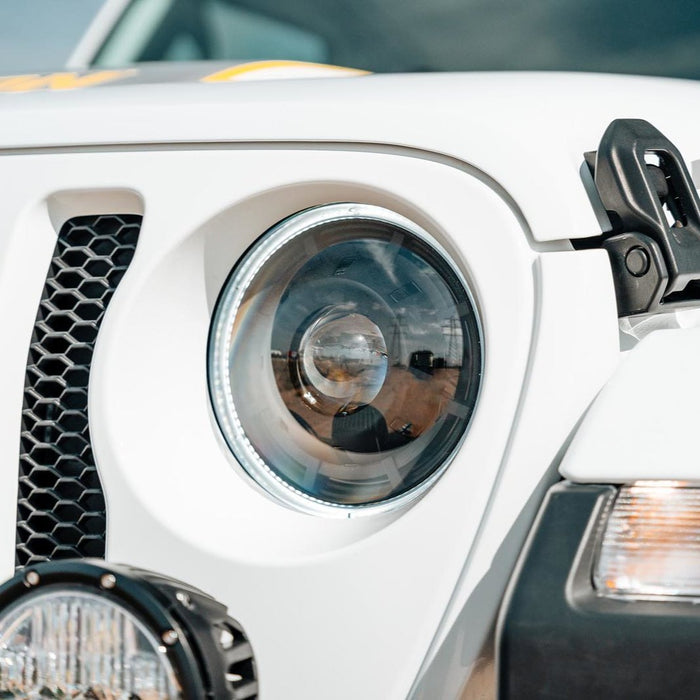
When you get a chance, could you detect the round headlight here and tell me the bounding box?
[209,203,482,514]
[0,589,180,697]
[0,561,257,699]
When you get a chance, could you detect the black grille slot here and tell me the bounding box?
[16,215,141,567]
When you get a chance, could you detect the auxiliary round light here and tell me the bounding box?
[209,203,483,514]
[0,560,257,699]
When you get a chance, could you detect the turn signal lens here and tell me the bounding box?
[594,482,700,597]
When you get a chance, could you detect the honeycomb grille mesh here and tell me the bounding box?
[16,215,142,567]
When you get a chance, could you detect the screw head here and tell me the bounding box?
[161,629,179,646]
[220,628,235,650]
[175,591,193,609]
[100,574,117,590]
[24,571,40,587]
[625,246,651,277]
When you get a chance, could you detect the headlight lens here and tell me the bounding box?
[209,203,482,514]
[0,589,180,698]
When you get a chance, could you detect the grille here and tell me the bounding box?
[16,215,141,567]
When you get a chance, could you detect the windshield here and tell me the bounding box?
[93,0,700,79]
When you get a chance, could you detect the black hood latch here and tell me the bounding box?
[583,118,700,317]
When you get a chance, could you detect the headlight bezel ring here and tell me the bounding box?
[208,202,484,517]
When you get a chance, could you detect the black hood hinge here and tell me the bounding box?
[582,118,700,317]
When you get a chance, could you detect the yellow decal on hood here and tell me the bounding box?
[202,60,369,83]
[0,70,136,93]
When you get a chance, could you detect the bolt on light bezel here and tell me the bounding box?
[0,560,257,699]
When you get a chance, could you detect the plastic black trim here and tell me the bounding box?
[16,215,141,566]
[499,482,700,699]
[582,119,700,316]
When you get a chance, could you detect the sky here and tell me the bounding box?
[0,0,104,73]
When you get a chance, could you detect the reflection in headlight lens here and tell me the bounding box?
[209,204,482,513]
[297,310,389,415]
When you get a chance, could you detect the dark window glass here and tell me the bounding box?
[95,0,700,79]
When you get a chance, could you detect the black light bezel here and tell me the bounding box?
[0,560,257,700]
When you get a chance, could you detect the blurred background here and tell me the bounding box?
[0,0,102,72]
[2,0,700,78]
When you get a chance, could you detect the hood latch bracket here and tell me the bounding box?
[584,118,700,316]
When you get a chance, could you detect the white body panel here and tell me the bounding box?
[1,72,699,245]
[561,325,700,484]
[0,145,537,699]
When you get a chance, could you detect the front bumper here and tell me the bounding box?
[499,482,700,699]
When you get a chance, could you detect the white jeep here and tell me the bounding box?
[0,2,699,698]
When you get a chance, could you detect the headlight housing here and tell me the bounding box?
[209,203,482,515]
[0,560,257,699]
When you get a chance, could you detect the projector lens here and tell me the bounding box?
[209,203,482,514]
[296,309,389,414]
